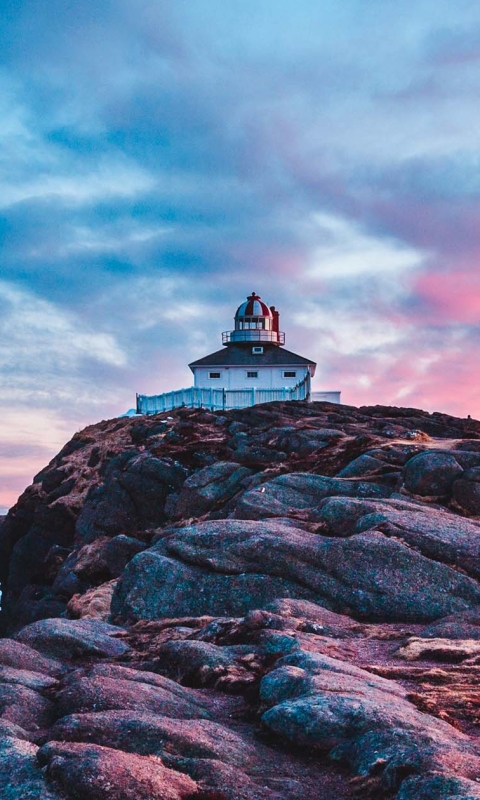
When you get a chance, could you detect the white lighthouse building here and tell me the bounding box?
[189,291,317,392]
[136,292,340,413]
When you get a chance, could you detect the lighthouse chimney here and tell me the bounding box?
[270,306,280,334]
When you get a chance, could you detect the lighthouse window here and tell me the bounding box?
[209,372,221,379]
[247,371,258,378]
[240,317,266,330]
[283,371,297,378]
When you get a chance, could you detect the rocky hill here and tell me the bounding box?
[1,401,480,799]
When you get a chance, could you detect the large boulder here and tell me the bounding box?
[235,472,393,520]
[112,550,318,623]
[336,452,397,479]
[0,683,54,730]
[177,758,278,800]
[0,665,57,692]
[14,618,129,660]
[112,519,480,623]
[37,741,199,800]
[56,675,210,719]
[397,775,480,800]
[51,711,258,765]
[150,639,256,687]
[75,454,187,544]
[453,468,480,516]
[419,610,480,641]
[260,649,480,797]
[0,737,64,800]
[403,452,463,497]
[173,461,252,518]
[316,496,480,579]
[0,639,65,676]
[267,428,347,456]
[104,535,146,577]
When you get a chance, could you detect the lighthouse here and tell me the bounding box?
[136,292,340,413]
[189,292,316,391]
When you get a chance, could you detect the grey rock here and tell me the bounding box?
[15,618,129,659]
[397,774,480,800]
[271,428,346,456]
[235,472,392,520]
[0,683,54,730]
[265,598,358,634]
[113,519,480,623]
[177,758,276,800]
[76,454,186,543]
[56,674,209,719]
[37,740,198,800]
[0,736,63,800]
[112,550,317,623]
[453,467,480,515]
[83,663,210,704]
[403,451,463,496]
[0,639,65,676]
[0,721,31,741]
[316,496,480,579]
[336,453,390,478]
[419,609,480,640]
[0,665,57,691]
[261,653,435,748]
[104,535,146,577]
[261,649,480,796]
[51,711,258,766]
[174,461,252,518]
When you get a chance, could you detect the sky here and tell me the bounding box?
[1,0,480,511]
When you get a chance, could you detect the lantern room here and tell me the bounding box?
[222,291,285,345]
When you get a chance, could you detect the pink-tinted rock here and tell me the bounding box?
[0,665,57,691]
[235,473,392,521]
[15,617,128,659]
[37,741,200,800]
[0,639,65,675]
[0,683,54,730]
[56,675,210,719]
[51,711,258,766]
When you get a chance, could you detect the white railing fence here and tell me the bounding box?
[137,373,318,414]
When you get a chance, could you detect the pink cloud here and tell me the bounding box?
[414,268,480,324]
[323,334,480,421]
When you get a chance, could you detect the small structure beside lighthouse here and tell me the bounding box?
[137,292,340,413]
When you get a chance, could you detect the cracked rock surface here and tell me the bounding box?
[1,400,480,798]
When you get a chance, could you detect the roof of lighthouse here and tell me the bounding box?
[189,343,316,370]
[235,292,272,318]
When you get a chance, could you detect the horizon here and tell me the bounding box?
[2,0,480,509]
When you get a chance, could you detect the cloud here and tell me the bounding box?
[0,279,126,372]
[0,159,156,210]
[414,269,480,324]
[2,0,480,507]
[303,212,427,281]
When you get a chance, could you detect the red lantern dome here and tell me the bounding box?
[235,292,273,319]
